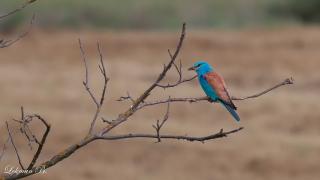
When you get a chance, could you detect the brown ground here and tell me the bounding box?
[0,26,320,180]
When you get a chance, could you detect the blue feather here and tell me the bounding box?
[219,100,240,121]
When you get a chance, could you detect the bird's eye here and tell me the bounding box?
[196,64,201,67]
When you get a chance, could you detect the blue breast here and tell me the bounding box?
[198,75,217,99]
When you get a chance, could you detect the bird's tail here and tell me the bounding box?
[219,100,240,121]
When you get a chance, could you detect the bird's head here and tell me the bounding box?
[188,61,213,75]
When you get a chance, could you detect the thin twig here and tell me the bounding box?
[232,77,294,100]
[117,91,134,102]
[168,49,173,58]
[19,107,25,133]
[6,122,25,170]
[152,96,171,143]
[23,124,33,149]
[97,43,109,105]
[99,127,244,143]
[0,15,35,48]
[24,123,42,149]
[21,107,24,120]
[102,118,112,124]
[79,39,99,107]
[0,130,18,161]
[117,92,146,103]
[26,114,51,170]
[0,0,33,19]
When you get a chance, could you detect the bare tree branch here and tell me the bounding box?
[0,14,35,48]
[152,96,171,143]
[79,39,110,135]
[232,77,295,100]
[99,127,244,143]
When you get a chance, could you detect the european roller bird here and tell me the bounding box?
[188,61,240,121]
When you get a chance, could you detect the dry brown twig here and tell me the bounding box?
[152,96,171,143]
[5,122,24,170]
[0,0,35,19]
[117,91,135,102]
[0,14,35,48]
[1,23,294,180]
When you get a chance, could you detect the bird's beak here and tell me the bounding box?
[188,66,196,71]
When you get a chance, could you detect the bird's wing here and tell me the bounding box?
[202,71,237,110]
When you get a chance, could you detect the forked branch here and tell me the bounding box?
[152,96,171,143]
[79,39,110,135]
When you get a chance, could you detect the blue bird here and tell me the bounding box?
[188,61,240,121]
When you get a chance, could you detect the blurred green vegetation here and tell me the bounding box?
[0,0,317,31]
[270,0,320,23]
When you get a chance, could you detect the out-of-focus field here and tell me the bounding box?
[0,26,320,180]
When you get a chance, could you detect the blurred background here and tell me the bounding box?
[2,0,320,31]
[1,0,320,180]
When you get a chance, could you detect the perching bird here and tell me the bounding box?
[188,61,240,121]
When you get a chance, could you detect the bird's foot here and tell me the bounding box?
[206,96,218,103]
